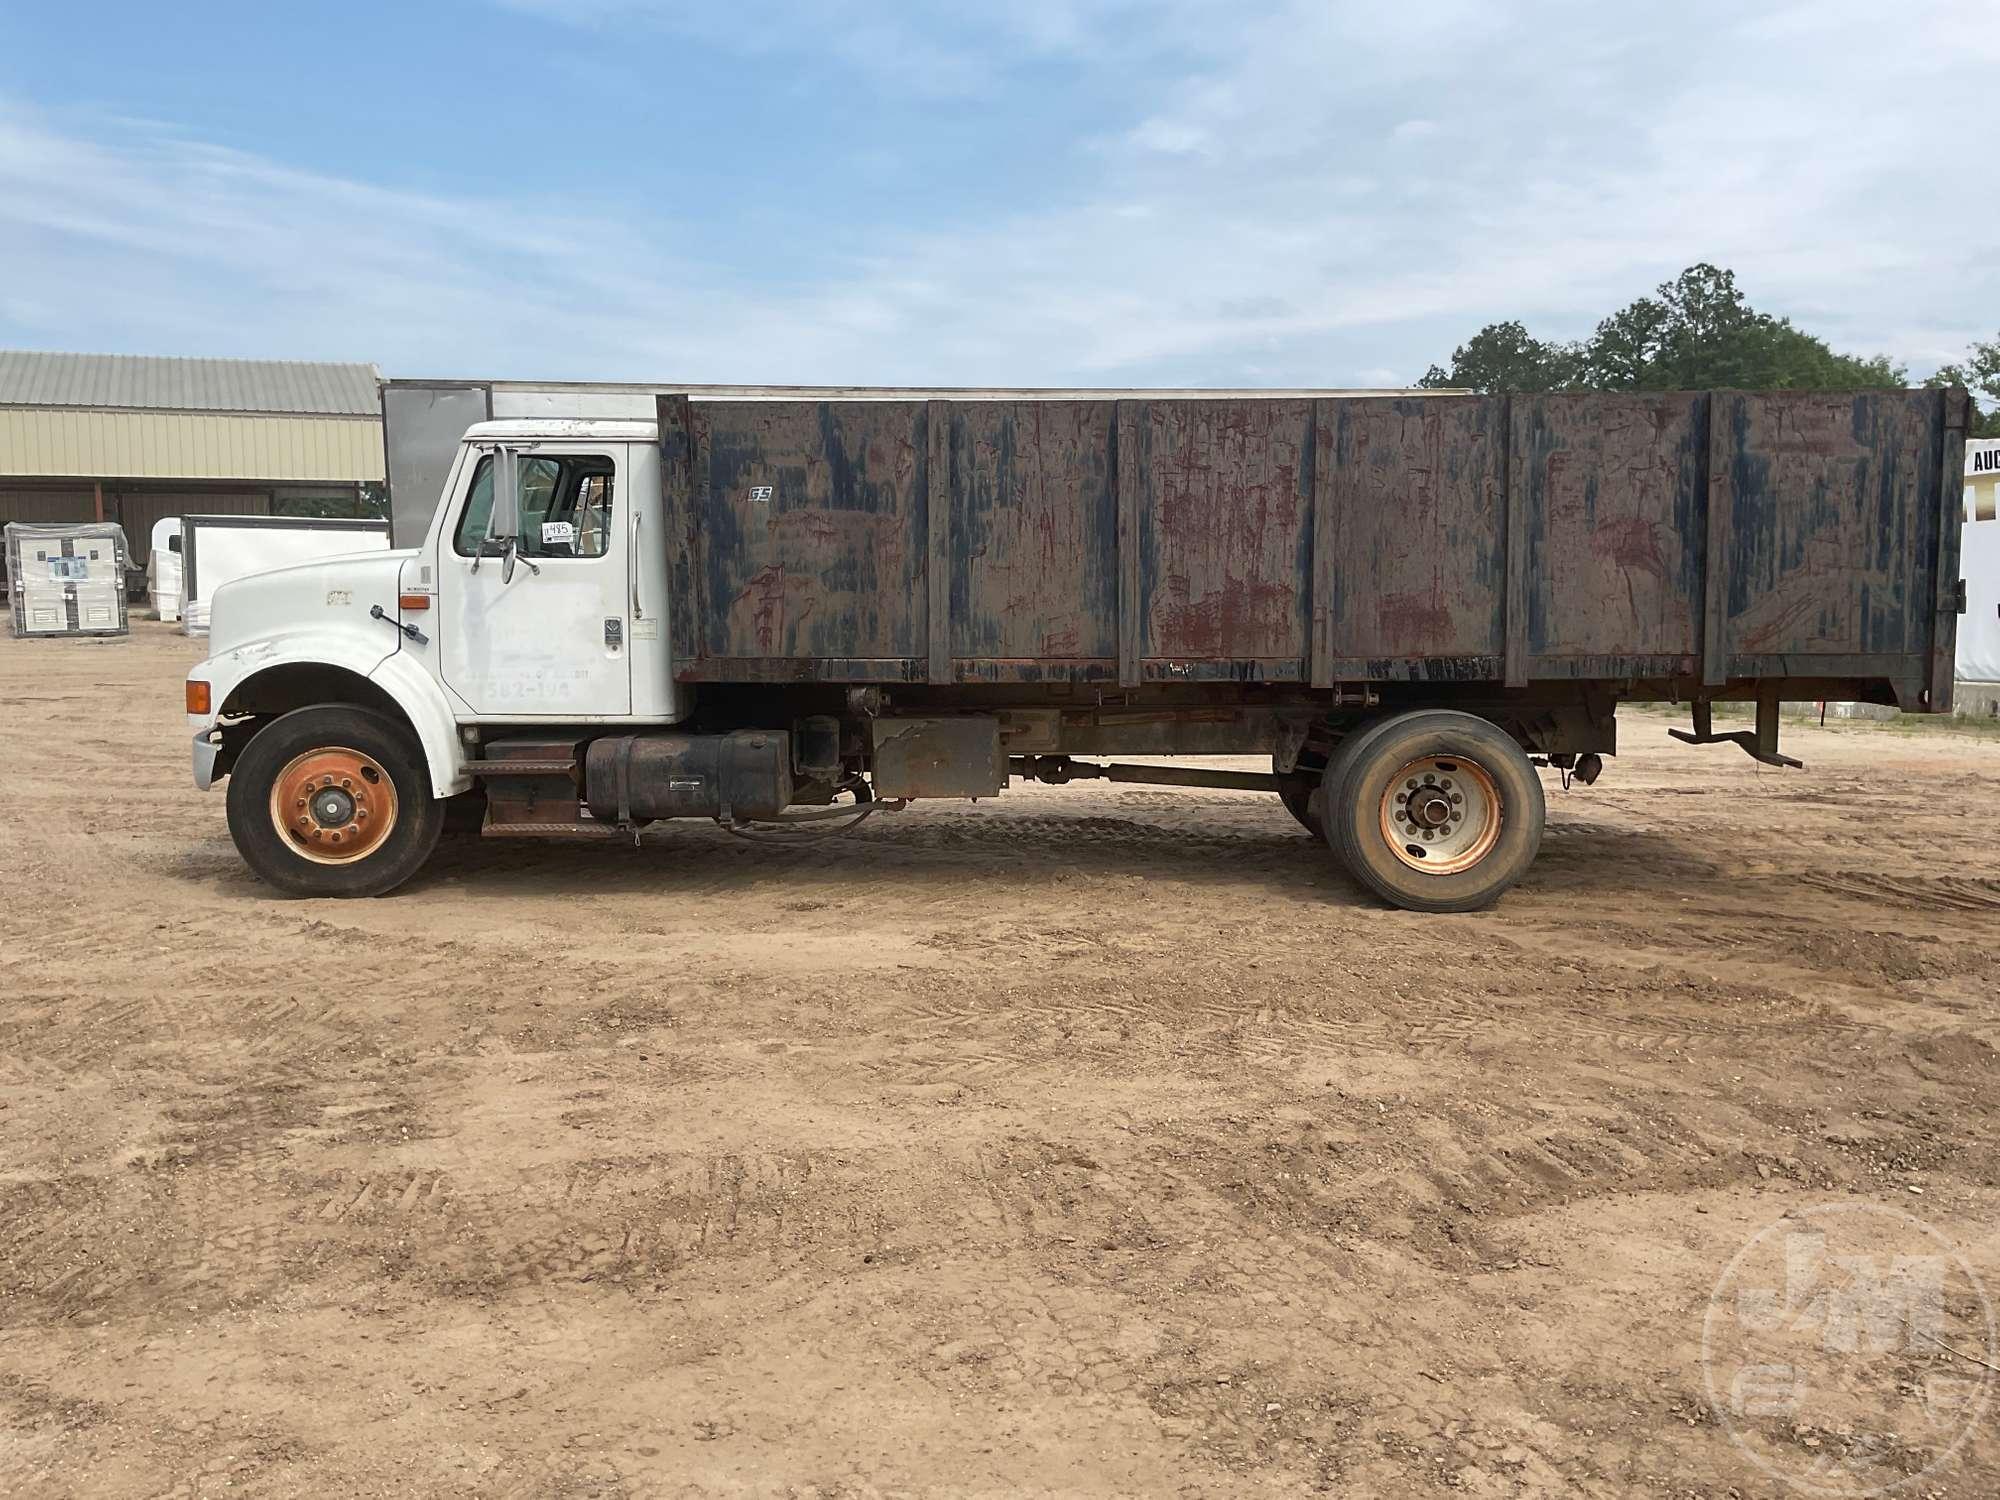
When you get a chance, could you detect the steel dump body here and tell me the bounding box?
[656,389,1968,710]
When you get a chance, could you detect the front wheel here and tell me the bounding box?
[1325,711,1544,913]
[225,705,444,897]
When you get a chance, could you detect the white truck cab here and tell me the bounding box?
[187,418,682,894]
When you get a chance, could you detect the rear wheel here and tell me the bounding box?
[1324,710,1543,912]
[1274,753,1323,838]
[225,706,443,897]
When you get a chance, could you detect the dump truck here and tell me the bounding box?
[185,385,1970,912]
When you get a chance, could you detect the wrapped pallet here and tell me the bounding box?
[5,521,131,638]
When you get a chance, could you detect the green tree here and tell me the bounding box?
[1418,319,1585,392]
[1926,335,2000,438]
[1423,263,1904,394]
[273,484,389,520]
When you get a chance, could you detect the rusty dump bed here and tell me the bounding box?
[655,388,1968,710]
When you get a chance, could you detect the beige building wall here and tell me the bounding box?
[0,408,383,482]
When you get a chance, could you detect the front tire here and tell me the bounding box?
[225,706,443,897]
[1325,710,1543,913]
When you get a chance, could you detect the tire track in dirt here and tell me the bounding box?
[1796,868,2000,914]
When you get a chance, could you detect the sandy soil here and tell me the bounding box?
[2,618,1998,1498]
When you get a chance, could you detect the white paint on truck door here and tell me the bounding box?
[438,445,632,717]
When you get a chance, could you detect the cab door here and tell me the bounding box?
[437,443,632,717]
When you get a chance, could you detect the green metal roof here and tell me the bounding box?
[0,350,379,417]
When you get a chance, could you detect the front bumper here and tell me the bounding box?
[193,732,222,791]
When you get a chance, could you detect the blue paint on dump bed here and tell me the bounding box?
[656,388,1962,705]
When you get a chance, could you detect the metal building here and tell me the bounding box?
[0,352,385,586]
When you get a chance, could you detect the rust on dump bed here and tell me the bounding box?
[658,389,1960,708]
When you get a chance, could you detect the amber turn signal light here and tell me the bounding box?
[398,593,431,610]
[186,681,211,715]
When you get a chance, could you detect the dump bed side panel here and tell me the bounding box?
[1132,398,1316,674]
[949,401,1117,667]
[693,400,929,668]
[1710,390,1944,678]
[660,388,1961,703]
[1514,392,1708,678]
[1316,396,1506,679]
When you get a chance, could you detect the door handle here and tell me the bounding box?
[631,510,643,619]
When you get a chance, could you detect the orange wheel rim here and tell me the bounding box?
[1377,754,1502,876]
[268,746,398,865]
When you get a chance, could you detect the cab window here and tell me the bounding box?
[453,453,617,558]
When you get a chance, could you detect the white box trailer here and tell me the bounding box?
[180,514,391,635]
[1961,438,2000,686]
[5,522,130,637]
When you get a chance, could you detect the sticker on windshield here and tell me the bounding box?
[540,520,576,546]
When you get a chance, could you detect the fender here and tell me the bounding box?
[189,628,470,799]
[368,647,471,798]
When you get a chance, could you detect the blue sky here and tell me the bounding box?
[1,1,1994,386]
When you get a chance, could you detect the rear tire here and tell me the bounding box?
[1274,754,1323,838]
[1325,710,1543,912]
[1300,720,1388,873]
[225,705,444,898]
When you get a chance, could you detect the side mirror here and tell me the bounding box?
[474,445,540,584]
[489,446,522,542]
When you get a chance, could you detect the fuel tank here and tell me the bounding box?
[584,730,792,823]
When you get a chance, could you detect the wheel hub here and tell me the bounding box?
[1379,756,1502,876]
[268,747,398,865]
[1406,785,1454,829]
[311,786,357,828]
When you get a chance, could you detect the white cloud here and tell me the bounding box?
[1127,117,1212,156]
[3,1,1997,386]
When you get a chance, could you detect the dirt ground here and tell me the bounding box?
[2,619,1998,1498]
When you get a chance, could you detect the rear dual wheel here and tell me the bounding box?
[1274,755,1324,838]
[1317,711,1544,913]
